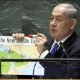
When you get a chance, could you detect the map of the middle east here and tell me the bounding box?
[0,36,44,76]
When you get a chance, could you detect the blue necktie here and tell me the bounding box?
[50,43,59,55]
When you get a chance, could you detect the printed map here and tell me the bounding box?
[0,36,41,75]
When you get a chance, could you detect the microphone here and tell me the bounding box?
[59,42,69,58]
[32,53,42,79]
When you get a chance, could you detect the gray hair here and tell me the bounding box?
[54,3,78,19]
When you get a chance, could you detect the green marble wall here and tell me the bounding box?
[0,0,80,37]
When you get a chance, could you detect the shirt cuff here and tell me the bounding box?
[40,50,49,58]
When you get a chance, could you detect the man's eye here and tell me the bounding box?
[50,17,54,21]
[57,18,62,21]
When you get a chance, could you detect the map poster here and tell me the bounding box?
[0,36,43,75]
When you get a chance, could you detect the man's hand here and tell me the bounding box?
[12,33,25,41]
[12,33,47,54]
[35,33,47,54]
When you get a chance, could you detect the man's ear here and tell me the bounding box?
[70,19,77,30]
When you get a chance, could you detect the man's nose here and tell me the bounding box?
[50,19,56,26]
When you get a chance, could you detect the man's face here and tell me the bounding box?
[49,6,75,41]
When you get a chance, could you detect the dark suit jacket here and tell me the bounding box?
[40,32,80,79]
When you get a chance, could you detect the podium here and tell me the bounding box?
[0,58,80,79]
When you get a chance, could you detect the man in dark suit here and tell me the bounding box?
[36,3,80,79]
[13,3,80,79]
[39,32,80,79]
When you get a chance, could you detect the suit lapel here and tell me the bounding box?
[61,32,78,57]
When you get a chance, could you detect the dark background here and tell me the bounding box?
[0,0,80,37]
